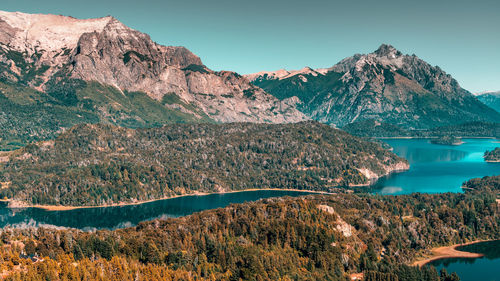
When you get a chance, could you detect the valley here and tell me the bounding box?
[0,137,496,230]
[0,6,498,281]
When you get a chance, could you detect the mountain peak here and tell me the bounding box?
[374,44,401,58]
[0,10,115,53]
[252,44,500,128]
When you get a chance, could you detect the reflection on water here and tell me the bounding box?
[378,186,403,194]
[429,240,500,281]
[373,139,499,195]
[0,190,313,230]
[457,240,500,260]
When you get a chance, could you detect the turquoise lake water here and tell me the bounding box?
[0,138,498,230]
[373,138,499,195]
[429,240,500,281]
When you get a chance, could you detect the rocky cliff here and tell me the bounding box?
[0,11,306,124]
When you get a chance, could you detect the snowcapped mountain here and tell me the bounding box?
[245,67,329,82]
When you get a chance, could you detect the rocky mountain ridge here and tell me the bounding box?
[0,10,306,124]
[247,44,500,128]
[245,67,329,82]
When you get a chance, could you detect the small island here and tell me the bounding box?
[430,136,463,146]
[484,147,500,162]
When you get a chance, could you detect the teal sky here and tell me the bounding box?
[2,0,499,93]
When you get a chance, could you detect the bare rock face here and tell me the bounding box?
[0,10,306,123]
[248,44,500,129]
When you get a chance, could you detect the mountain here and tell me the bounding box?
[0,11,306,149]
[0,121,408,207]
[476,91,500,113]
[247,44,500,129]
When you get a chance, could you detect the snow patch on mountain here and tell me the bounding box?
[0,11,112,53]
[245,66,328,81]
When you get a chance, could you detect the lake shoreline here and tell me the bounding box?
[2,163,411,211]
[412,240,491,267]
[2,188,335,211]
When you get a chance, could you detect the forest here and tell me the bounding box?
[342,119,500,139]
[0,175,498,280]
[0,121,406,206]
[483,147,500,162]
[462,175,499,194]
[429,136,462,146]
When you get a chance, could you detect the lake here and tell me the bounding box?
[0,138,498,230]
[373,138,499,195]
[429,240,500,281]
[0,190,313,230]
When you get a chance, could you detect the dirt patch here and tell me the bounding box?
[412,241,487,266]
[1,181,11,189]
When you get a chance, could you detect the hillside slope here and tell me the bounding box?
[0,80,212,150]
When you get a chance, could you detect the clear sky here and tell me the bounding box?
[1,0,499,93]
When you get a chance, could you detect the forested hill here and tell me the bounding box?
[463,175,500,194]
[0,121,407,207]
[1,189,498,280]
[342,120,500,138]
[483,148,500,163]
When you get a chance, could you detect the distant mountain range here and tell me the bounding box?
[0,11,306,149]
[247,44,500,129]
[1,10,498,150]
[476,91,500,113]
